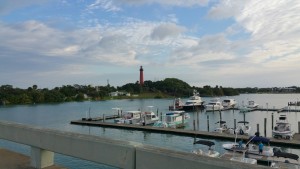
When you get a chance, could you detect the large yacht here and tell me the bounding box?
[182,90,205,111]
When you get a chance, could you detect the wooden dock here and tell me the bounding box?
[70,120,300,148]
[81,115,119,121]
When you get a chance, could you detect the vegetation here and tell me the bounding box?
[1,78,299,105]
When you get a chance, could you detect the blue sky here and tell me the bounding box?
[0,0,300,88]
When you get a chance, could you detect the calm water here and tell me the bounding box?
[1,94,300,168]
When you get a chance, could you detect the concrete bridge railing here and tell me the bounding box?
[0,121,268,169]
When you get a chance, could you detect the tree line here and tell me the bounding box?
[1,78,299,105]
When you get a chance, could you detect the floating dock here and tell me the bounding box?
[70,120,300,148]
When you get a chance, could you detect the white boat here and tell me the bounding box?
[153,111,190,128]
[222,99,237,108]
[235,121,251,135]
[141,111,159,125]
[246,100,259,108]
[192,140,220,158]
[223,136,274,157]
[182,90,205,111]
[272,114,294,139]
[205,98,224,112]
[214,121,230,133]
[169,98,184,111]
[114,110,142,124]
[230,151,257,165]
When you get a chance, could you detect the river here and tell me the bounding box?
[0,94,300,168]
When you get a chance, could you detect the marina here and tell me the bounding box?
[1,94,300,169]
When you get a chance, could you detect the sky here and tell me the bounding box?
[0,0,300,89]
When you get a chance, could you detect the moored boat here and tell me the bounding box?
[246,100,259,108]
[153,111,190,128]
[223,136,274,157]
[141,111,159,125]
[182,90,205,111]
[205,98,224,112]
[222,99,237,108]
[235,121,251,135]
[169,98,184,110]
[114,110,142,124]
[192,140,220,158]
[272,114,294,139]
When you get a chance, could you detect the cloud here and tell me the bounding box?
[207,0,246,19]
[86,0,209,13]
[150,23,186,40]
[87,0,121,12]
[120,0,209,7]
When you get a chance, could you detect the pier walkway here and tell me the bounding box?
[70,120,300,148]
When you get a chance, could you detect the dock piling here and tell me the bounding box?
[207,115,209,132]
[160,112,162,121]
[193,120,196,131]
[257,124,259,134]
[197,111,200,130]
[103,114,105,122]
[271,113,274,131]
[264,118,267,137]
[298,122,300,133]
[234,119,236,130]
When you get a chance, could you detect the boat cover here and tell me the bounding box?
[237,121,249,124]
[248,136,270,143]
[273,151,299,160]
[194,140,215,147]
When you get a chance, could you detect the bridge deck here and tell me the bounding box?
[0,148,65,169]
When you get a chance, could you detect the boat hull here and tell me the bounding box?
[222,143,274,157]
[182,105,205,111]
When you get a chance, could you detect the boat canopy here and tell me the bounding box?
[237,121,249,124]
[279,116,287,120]
[194,140,215,147]
[248,136,270,144]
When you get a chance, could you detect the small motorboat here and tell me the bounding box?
[272,114,294,139]
[114,110,142,124]
[192,140,220,158]
[270,148,299,168]
[223,136,274,157]
[235,121,251,135]
[214,121,229,133]
[246,100,259,108]
[230,148,257,165]
[169,98,184,111]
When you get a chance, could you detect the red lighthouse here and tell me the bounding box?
[139,66,144,86]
